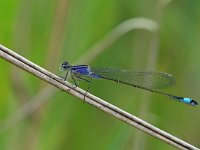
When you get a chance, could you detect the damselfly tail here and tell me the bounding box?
[167,95,198,106]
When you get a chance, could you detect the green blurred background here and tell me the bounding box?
[0,0,200,149]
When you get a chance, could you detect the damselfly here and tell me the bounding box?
[60,61,198,106]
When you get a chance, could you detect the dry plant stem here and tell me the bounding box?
[0,44,198,150]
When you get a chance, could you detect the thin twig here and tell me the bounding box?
[0,44,198,150]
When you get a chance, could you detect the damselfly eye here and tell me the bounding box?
[60,61,69,70]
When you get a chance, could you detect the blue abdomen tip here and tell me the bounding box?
[183,98,198,106]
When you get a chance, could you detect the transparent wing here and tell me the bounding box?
[91,67,176,90]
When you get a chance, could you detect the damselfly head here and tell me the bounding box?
[60,61,71,71]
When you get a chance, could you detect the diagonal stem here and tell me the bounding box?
[0,44,198,150]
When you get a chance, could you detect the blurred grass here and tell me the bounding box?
[0,0,200,150]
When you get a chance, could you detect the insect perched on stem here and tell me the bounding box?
[60,61,198,106]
